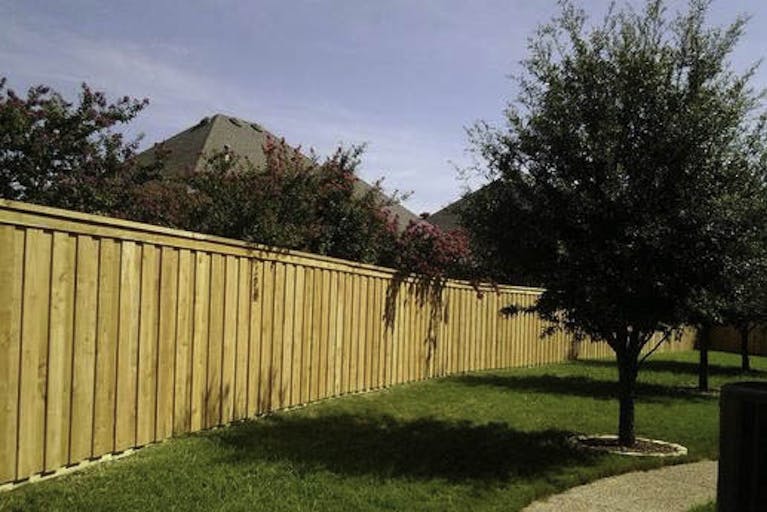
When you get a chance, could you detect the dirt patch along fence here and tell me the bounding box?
[0,199,695,484]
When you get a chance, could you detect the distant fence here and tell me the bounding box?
[709,326,767,356]
[0,199,695,484]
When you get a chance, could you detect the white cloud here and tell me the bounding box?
[0,19,473,213]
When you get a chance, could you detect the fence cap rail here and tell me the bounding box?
[0,198,544,295]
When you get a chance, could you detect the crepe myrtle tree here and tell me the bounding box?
[143,139,403,266]
[463,0,767,445]
[173,143,478,274]
[394,220,476,281]
[0,78,164,213]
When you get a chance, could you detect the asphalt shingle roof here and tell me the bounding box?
[137,113,421,231]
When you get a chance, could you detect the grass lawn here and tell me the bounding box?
[1,351,764,512]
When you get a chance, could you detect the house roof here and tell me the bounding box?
[137,113,421,231]
[428,182,496,232]
[427,199,464,231]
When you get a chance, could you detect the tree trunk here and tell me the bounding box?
[740,324,751,373]
[617,352,638,447]
[698,325,710,392]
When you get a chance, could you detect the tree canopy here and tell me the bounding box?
[462,0,767,445]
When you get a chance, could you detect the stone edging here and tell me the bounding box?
[569,434,688,457]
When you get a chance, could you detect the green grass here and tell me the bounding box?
[1,351,764,512]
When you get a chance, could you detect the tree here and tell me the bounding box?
[697,144,767,389]
[128,139,404,265]
[463,0,767,445]
[0,77,162,213]
[393,220,476,281]
[457,181,550,287]
[166,141,479,272]
[721,258,767,374]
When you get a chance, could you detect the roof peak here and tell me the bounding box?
[137,112,423,230]
[202,113,267,134]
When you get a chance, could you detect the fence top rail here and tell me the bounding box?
[0,198,544,295]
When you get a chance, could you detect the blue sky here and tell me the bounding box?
[2,1,766,213]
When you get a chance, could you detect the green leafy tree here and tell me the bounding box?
[694,199,767,390]
[457,181,548,287]
[721,257,767,374]
[463,0,767,445]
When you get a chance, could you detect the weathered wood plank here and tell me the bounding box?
[457,289,465,372]
[114,240,141,452]
[270,263,285,410]
[328,271,344,397]
[382,282,393,387]
[370,278,381,389]
[258,262,275,413]
[280,264,295,408]
[300,267,313,404]
[310,269,325,401]
[190,252,210,431]
[391,282,401,384]
[291,266,305,406]
[405,286,414,382]
[0,226,24,482]
[349,275,361,392]
[220,255,238,423]
[468,292,476,371]
[92,238,120,457]
[137,244,160,445]
[206,254,225,427]
[247,259,263,417]
[515,292,524,367]
[234,257,251,420]
[45,232,77,471]
[341,273,353,394]
[17,229,52,478]
[156,247,179,440]
[403,285,411,381]
[69,235,99,463]
[357,276,368,390]
[173,249,194,434]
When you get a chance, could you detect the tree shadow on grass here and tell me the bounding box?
[451,374,716,404]
[210,414,599,484]
[576,358,766,378]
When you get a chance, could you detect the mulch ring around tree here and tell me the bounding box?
[570,434,688,457]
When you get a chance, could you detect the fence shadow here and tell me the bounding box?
[451,374,716,404]
[211,413,599,484]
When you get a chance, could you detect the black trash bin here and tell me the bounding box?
[717,382,767,512]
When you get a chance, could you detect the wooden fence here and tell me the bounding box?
[0,199,695,484]
[709,326,767,356]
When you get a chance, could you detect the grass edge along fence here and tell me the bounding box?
[0,199,695,485]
